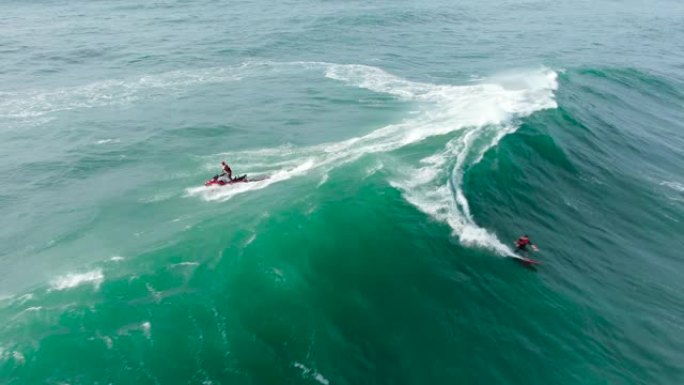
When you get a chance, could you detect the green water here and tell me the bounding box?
[1,0,684,384]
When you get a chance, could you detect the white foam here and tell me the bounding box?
[141,321,151,339]
[186,158,316,201]
[50,269,104,291]
[187,62,557,254]
[325,64,434,100]
[116,321,152,339]
[171,262,199,267]
[364,161,384,178]
[661,181,684,192]
[245,233,257,245]
[146,283,162,303]
[100,335,113,349]
[0,66,245,120]
[294,362,330,385]
[95,138,120,145]
[12,351,25,365]
[0,349,26,366]
[15,293,33,304]
[317,173,329,188]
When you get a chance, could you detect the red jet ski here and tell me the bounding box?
[205,174,248,186]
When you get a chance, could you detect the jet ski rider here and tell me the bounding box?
[219,161,233,181]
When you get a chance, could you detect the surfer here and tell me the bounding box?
[515,235,538,254]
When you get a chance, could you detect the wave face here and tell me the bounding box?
[186,62,558,256]
[2,0,684,385]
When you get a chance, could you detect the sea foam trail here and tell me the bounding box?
[188,62,558,254]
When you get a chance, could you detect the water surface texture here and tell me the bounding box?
[1,0,684,384]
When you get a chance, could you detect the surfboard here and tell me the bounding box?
[511,254,542,267]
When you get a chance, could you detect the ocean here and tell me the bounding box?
[1,0,684,384]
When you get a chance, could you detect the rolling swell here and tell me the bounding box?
[466,66,684,384]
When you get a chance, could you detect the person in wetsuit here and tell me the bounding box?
[219,161,233,181]
[515,235,538,253]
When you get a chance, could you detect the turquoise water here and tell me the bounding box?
[2,0,684,384]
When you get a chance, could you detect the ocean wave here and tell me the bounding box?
[188,62,558,255]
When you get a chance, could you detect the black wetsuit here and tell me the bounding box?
[221,164,232,180]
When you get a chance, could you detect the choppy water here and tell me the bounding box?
[1,0,684,384]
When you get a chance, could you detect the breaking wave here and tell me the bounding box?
[187,62,558,254]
